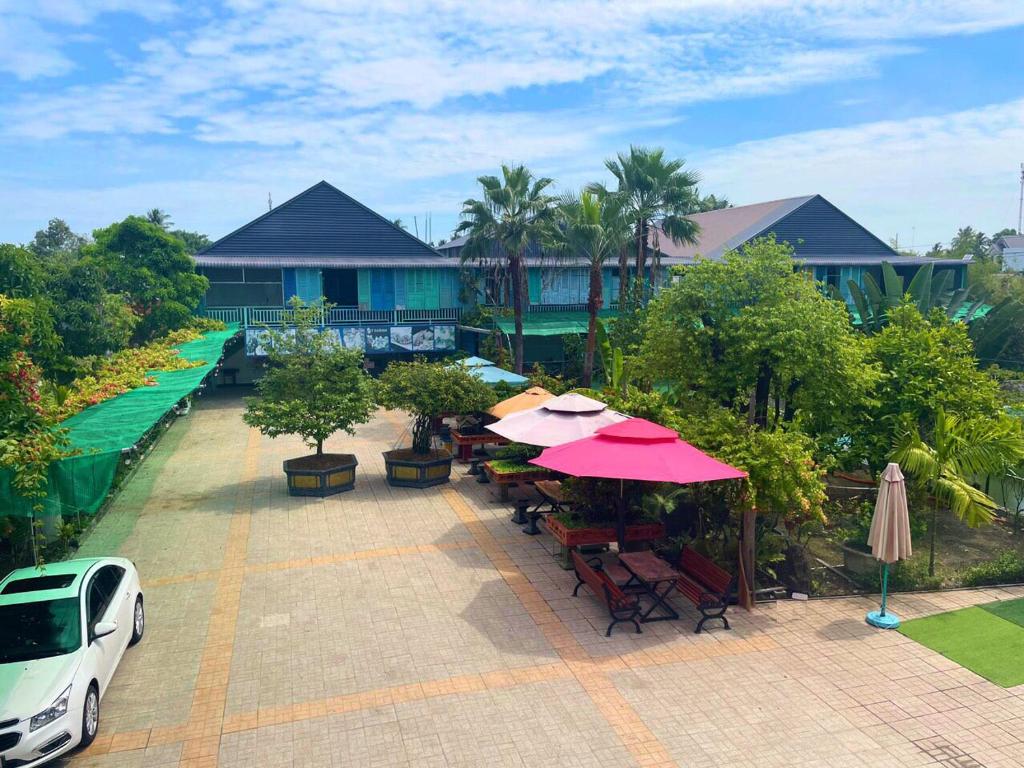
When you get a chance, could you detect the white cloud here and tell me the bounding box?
[695,98,1024,248]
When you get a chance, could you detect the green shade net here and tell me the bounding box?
[1,325,239,518]
[492,310,618,337]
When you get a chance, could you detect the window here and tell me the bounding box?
[86,566,124,630]
[2,574,76,594]
[0,599,81,662]
[202,267,243,282]
[243,267,281,283]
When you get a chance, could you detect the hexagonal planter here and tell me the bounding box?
[383,449,453,488]
[283,453,358,497]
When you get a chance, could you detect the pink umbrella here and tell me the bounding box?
[530,418,747,546]
[486,392,628,447]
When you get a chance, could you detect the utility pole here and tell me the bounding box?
[1018,162,1023,234]
[268,193,273,211]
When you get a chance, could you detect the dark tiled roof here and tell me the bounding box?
[654,194,899,263]
[199,181,443,262]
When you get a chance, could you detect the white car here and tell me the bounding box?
[0,558,144,767]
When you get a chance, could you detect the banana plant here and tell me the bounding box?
[845,261,985,334]
[595,318,632,395]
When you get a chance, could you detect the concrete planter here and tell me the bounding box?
[283,453,358,497]
[841,542,878,578]
[383,449,453,488]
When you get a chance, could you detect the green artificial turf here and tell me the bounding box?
[899,604,1024,687]
[980,597,1024,629]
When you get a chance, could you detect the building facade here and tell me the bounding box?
[196,183,970,376]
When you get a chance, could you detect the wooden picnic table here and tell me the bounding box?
[449,429,509,462]
[618,551,682,623]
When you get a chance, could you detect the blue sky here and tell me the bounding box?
[1,1,1023,251]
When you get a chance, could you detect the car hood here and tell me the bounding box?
[0,653,82,721]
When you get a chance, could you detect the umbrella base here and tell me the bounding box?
[866,610,900,629]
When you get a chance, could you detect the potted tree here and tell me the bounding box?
[377,359,496,488]
[244,300,375,497]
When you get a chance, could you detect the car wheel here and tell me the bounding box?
[130,595,144,645]
[80,683,99,748]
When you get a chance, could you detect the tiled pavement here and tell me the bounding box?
[61,392,1024,768]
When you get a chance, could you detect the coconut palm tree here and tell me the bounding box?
[590,146,701,299]
[456,165,555,374]
[894,409,1024,575]
[145,208,173,229]
[551,190,630,386]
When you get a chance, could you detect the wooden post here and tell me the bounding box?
[737,507,756,610]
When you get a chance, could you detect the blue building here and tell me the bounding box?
[196,183,969,376]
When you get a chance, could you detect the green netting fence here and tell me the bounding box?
[0,325,239,518]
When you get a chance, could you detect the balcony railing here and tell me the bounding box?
[200,306,462,329]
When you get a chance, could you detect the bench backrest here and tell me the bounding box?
[680,547,732,595]
[571,551,628,608]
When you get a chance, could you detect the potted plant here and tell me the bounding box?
[377,359,496,488]
[243,300,375,497]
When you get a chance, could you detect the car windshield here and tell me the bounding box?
[0,598,81,663]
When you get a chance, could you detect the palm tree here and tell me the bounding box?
[894,409,1024,575]
[590,146,701,299]
[145,208,173,229]
[552,191,630,386]
[456,165,555,374]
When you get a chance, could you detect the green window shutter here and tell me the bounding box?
[439,270,458,308]
[295,269,322,305]
[357,269,371,310]
[528,268,541,305]
[406,269,425,309]
[425,269,440,309]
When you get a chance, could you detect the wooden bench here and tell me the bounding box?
[571,551,641,636]
[676,547,734,634]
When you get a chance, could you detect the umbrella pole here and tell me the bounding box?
[616,479,625,552]
[866,561,900,629]
[879,563,889,617]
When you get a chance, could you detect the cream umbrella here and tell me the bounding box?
[866,463,913,629]
[488,387,554,419]
[486,393,628,447]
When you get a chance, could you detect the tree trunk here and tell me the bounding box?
[928,493,939,576]
[635,219,647,300]
[752,363,772,428]
[316,439,323,455]
[618,247,628,308]
[510,253,525,374]
[583,262,603,388]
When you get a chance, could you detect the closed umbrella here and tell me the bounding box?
[530,418,747,548]
[487,392,628,447]
[866,463,912,629]
[488,387,554,419]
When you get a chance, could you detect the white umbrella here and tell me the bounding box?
[866,463,912,629]
[486,392,628,447]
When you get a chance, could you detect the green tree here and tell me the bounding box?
[694,192,730,212]
[84,216,208,341]
[169,230,212,254]
[456,164,556,373]
[856,302,1003,470]
[894,409,1024,575]
[591,146,701,296]
[243,301,375,456]
[48,261,138,358]
[377,359,496,455]
[27,218,87,264]
[550,191,629,386]
[642,237,876,441]
[0,244,46,298]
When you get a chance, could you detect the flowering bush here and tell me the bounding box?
[57,327,207,419]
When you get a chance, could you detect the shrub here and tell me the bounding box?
[377,359,496,455]
[960,551,1024,587]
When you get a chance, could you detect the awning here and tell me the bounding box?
[492,310,618,337]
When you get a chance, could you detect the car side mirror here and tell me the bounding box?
[92,621,118,641]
